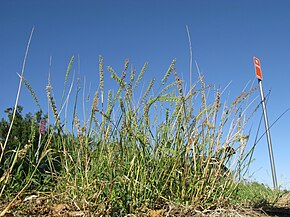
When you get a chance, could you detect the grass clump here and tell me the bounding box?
[234,181,283,208]
[1,54,264,216]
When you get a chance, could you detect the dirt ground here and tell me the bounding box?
[1,193,290,216]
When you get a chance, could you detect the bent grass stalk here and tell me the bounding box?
[0,28,34,165]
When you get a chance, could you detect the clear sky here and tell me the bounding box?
[1,0,290,189]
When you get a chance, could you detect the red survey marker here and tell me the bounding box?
[253,56,263,80]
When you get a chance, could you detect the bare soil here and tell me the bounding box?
[1,193,290,216]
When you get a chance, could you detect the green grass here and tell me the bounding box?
[234,181,283,208]
[0,52,283,216]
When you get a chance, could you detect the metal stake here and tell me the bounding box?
[258,79,278,189]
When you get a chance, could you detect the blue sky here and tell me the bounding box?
[1,0,290,189]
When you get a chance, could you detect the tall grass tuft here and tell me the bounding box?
[1,56,259,215]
